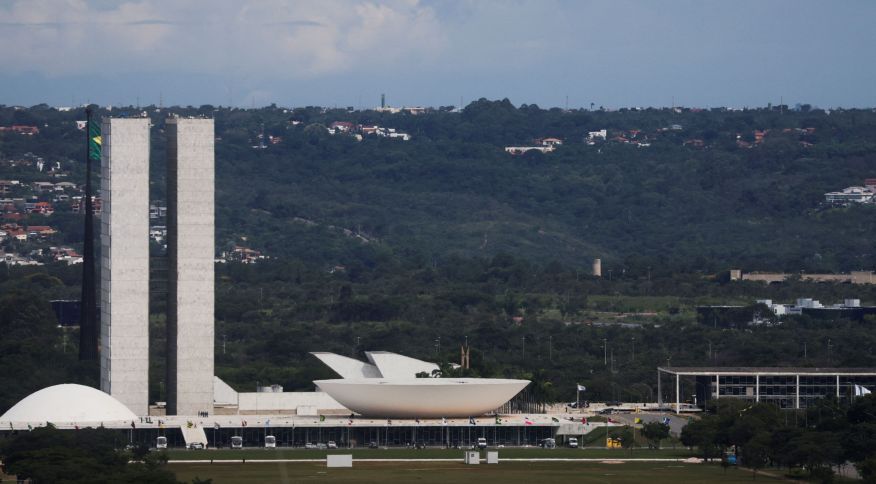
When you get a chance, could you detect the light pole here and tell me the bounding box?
[521,336,525,361]
[631,337,635,362]
[549,335,553,363]
[603,338,608,366]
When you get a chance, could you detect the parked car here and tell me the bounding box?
[539,438,556,449]
[327,441,338,449]
[567,438,579,448]
[304,442,317,449]
[368,441,378,449]
[264,435,276,448]
[477,437,487,449]
[231,436,243,449]
[188,442,205,450]
[156,436,167,449]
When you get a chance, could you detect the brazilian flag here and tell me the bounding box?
[88,120,101,160]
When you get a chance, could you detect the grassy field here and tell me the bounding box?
[170,461,782,484]
[165,447,694,461]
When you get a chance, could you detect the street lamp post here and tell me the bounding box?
[522,336,525,361]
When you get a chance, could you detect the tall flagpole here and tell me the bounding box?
[79,106,98,362]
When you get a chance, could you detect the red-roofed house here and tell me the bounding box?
[27,225,56,237]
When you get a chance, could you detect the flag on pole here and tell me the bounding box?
[855,384,872,396]
[78,107,100,362]
[88,120,101,160]
[577,384,586,392]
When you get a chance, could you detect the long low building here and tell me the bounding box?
[0,384,598,449]
[658,367,876,411]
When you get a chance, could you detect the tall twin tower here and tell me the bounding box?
[99,117,215,416]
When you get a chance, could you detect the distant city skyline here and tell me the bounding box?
[2,0,875,109]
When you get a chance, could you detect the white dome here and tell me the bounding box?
[0,384,138,424]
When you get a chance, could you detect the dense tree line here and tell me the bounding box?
[1,252,876,413]
[0,426,192,483]
[681,395,876,482]
[2,102,875,272]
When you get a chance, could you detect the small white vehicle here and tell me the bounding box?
[156,436,168,449]
[188,442,205,450]
[265,435,276,448]
[327,441,338,449]
[477,437,487,449]
[231,436,243,449]
[540,438,556,449]
[304,442,317,449]
[568,438,579,448]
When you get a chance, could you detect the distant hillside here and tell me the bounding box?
[1,101,875,274]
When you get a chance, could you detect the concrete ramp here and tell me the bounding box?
[180,423,208,447]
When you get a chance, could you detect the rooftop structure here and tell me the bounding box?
[315,378,530,418]
[0,384,137,424]
[730,269,876,285]
[311,352,529,417]
[504,146,555,155]
[310,352,381,379]
[824,186,875,205]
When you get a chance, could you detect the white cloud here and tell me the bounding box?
[0,0,446,79]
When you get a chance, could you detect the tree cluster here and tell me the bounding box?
[681,396,876,481]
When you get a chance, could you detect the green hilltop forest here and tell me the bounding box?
[0,101,875,410]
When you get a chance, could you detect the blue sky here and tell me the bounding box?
[1,0,875,109]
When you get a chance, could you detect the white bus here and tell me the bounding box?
[231,436,243,449]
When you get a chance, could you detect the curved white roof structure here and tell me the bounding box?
[365,351,439,379]
[310,352,529,417]
[315,378,529,418]
[0,384,138,424]
[311,352,382,379]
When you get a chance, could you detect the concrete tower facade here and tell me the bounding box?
[166,118,215,416]
[99,118,151,415]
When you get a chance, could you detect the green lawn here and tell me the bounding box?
[170,461,782,484]
[165,447,694,461]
